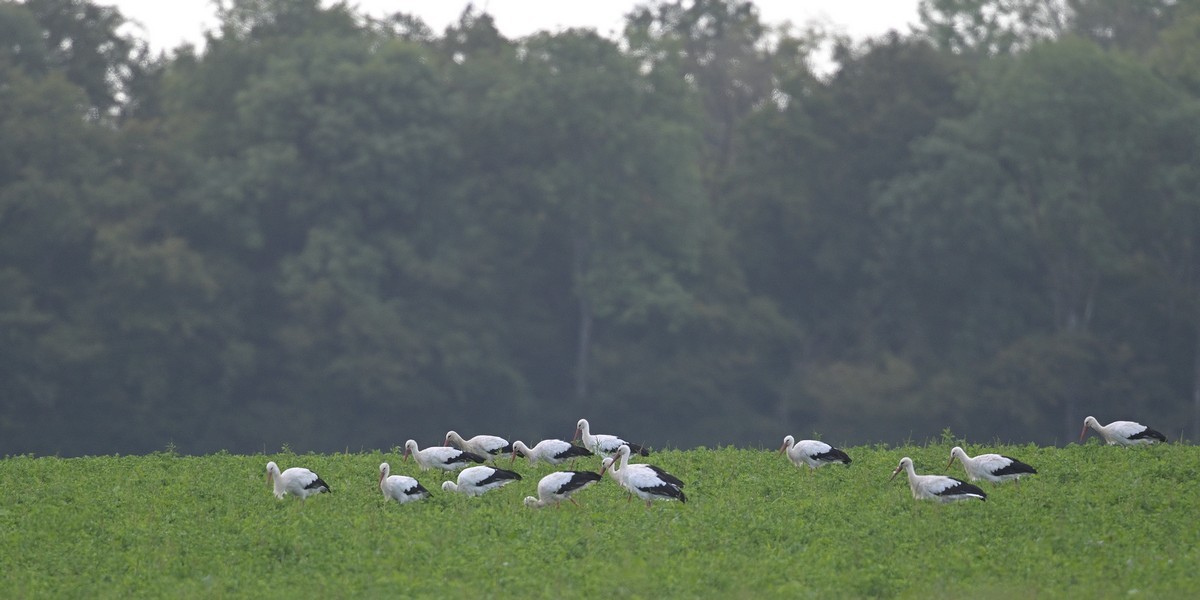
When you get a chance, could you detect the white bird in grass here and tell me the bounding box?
[890,457,986,503]
[265,461,331,500]
[1080,416,1167,446]
[443,431,512,461]
[947,447,1037,487]
[524,470,604,509]
[602,444,687,508]
[779,435,852,473]
[403,439,486,471]
[441,466,523,497]
[378,462,430,504]
[510,439,593,466]
[573,418,649,456]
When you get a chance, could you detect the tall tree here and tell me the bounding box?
[879,37,1186,439]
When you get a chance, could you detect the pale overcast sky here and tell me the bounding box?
[106,1,922,53]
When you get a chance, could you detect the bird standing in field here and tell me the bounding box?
[891,457,986,503]
[603,444,687,508]
[779,435,851,473]
[510,439,593,466]
[444,431,512,461]
[524,470,603,509]
[378,462,430,504]
[1080,416,1167,446]
[441,466,523,497]
[573,418,649,456]
[403,439,486,471]
[947,447,1036,487]
[265,461,331,500]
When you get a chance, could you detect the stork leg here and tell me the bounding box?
[569,497,581,508]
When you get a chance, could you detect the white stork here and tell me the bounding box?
[265,461,331,500]
[524,470,603,509]
[441,466,523,497]
[779,435,852,473]
[573,418,650,456]
[947,447,1037,486]
[378,462,430,504]
[603,444,687,507]
[1080,416,1167,446]
[510,439,593,466]
[891,457,986,503]
[403,439,486,471]
[444,431,512,461]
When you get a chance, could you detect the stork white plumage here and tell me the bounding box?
[441,466,523,497]
[444,431,512,461]
[403,439,486,471]
[573,418,649,456]
[265,461,331,500]
[890,457,986,503]
[524,470,603,509]
[378,462,430,504]
[1080,416,1167,446]
[947,447,1036,486]
[510,439,593,466]
[603,444,687,507]
[779,435,852,473]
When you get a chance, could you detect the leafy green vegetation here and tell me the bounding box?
[4,0,1200,455]
[2,444,1196,597]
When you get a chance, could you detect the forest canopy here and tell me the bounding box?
[3,0,1199,455]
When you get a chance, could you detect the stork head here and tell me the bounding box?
[403,440,417,462]
[890,457,912,481]
[779,435,795,454]
[523,496,541,508]
[379,462,390,485]
[1080,416,1099,442]
[510,441,526,465]
[573,419,588,442]
[441,481,456,493]
[444,431,459,447]
[265,461,279,486]
[599,456,615,476]
[947,446,965,470]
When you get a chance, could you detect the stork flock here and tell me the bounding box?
[265,415,1167,508]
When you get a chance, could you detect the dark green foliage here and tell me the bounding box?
[1,0,1199,454]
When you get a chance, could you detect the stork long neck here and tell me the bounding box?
[408,443,429,469]
[618,448,631,472]
[904,461,921,496]
[516,442,535,464]
[268,464,285,497]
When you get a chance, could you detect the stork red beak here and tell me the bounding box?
[778,442,787,454]
[510,450,518,465]
[379,471,385,485]
[945,456,955,471]
[571,428,580,443]
[1078,426,1088,443]
[889,466,902,481]
[402,448,410,462]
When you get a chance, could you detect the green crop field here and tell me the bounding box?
[1,440,1197,598]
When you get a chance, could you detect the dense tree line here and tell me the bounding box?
[3,0,1199,455]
